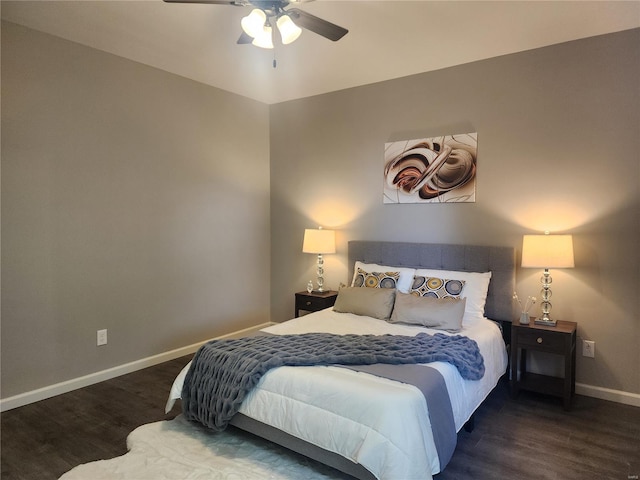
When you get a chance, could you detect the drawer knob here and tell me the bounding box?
[537,337,543,344]
[306,301,312,306]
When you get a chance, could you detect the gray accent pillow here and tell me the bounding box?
[333,286,396,320]
[389,292,466,332]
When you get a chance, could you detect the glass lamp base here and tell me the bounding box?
[536,269,556,326]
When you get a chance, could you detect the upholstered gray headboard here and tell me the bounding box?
[348,241,516,323]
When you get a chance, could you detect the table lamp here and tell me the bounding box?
[521,233,574,326]
[302,227,336,293]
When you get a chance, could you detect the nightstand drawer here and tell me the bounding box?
[294,291,338,317]
[296,296,327,311]
[517,329,565,350]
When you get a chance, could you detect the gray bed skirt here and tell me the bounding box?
[230,414,377,480]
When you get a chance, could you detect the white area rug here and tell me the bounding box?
[59,415,351,479]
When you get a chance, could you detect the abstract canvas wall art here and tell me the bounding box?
[383,133,477,203]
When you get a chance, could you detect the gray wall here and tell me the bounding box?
[1,22,271,398]
[2,21,638,400]
[270,29,640,394]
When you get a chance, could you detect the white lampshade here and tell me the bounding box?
[241,9,267,38]
[251,25,274,49]
[277,15,302,45]
[522,234,574,268]
[302,228,336,254]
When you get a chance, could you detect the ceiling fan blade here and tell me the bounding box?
[162,0,247,5]
[287,8,348,41]
[237,31,253,44]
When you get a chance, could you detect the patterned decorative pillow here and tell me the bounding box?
[410,276,465,299]
[351,262,416,293]
[353,268,400,289]
[415,269,491,318]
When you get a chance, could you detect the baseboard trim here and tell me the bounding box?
[4,329,637,412]
[0,322,275,412]
[575,383,640,407]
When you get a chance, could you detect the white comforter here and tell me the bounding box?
[167,309,507,480]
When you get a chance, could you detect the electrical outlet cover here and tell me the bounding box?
[97,329,108,346]
[582,340,595,358]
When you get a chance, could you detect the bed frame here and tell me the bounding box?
[230,241,516,480]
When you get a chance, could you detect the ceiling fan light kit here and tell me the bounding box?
[241,8,299,49]
[164,0,348,49]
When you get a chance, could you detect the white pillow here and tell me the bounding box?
[352,262,416,293]
[414,268,491,318]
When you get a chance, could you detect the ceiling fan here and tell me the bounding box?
[163,0,349,49]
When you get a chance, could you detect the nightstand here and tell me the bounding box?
[295,290,338,317]
[510,319,577,410]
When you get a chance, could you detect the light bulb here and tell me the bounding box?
[277,14,302,45]
[241,9,267,38]
[252,25,274,49]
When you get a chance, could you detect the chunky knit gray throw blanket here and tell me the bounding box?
[182,332,484,431]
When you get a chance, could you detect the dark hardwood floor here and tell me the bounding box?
[2,355,639,480]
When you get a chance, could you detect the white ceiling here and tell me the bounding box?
[2,1,639,104]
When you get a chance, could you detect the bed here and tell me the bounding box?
[166,241,515,480]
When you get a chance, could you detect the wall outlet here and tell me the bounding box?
[97,329,108,346]
[582,340,595,358]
